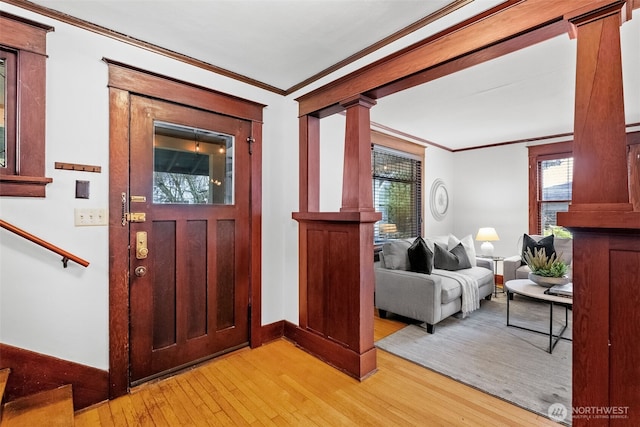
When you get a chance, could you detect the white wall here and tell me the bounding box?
[0,3,298,369]
[319,114,346,212]
[423,146,455,237]
[452,143,530,257]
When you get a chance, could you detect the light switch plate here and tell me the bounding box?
[74,208,108,226]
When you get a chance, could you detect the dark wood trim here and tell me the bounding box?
[630,143,640,211]
[250,119,264,348]
[107,64,264,399]
[371,121,450,152]
[103,59,265,123]
[374,121,640,153]
[367,19,568,102]
[2,0,285,95]
[0,12,52,197]
[371,129,426,157]
[284,322,377,381]
[527,141,574,234]
[3,0,487,96]
[285,0,475,94]
[0,343,108,411]
[568,1,629,207]
[296,0,592,116]
[371,130,426,237]
[259,321,285,345]
[107,87,131,399]
[0,11,53,54]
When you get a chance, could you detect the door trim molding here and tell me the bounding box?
[107,61,263,399]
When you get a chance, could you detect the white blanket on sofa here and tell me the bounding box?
[432,270,480,317]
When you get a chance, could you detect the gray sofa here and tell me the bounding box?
[503,235,573,283]
[374,236,495,333]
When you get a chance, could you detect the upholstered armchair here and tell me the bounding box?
[503,234,573,283]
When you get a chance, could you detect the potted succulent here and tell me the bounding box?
[523,247,570,287]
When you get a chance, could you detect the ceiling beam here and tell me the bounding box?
[296,0,622,117]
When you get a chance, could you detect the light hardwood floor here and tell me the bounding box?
[76,316,559,426]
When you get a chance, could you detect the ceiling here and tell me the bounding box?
[17,0,640,150]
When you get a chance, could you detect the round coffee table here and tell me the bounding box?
[505,279,572,353]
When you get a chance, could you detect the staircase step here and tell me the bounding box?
[0,369,9,420]
[1,384,74,427]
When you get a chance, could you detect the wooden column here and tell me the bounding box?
[340,95,377,212]
[292,96,381,380]
[559,3,640,425]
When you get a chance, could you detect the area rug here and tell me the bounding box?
[376,293,572,424]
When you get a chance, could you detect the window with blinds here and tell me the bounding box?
[538,156,573,235]
[372,145,422,242]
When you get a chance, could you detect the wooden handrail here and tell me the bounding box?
[0,219,90,268]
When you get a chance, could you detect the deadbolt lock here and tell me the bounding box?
[136,231,148,259]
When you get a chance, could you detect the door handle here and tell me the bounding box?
[136,231,148,259]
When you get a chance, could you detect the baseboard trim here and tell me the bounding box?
[283,321,377,380]
[0,343,108,410]
[259,320,285,345]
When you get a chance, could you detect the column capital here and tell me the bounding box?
[565,1,627,38]
[339,94,377,110]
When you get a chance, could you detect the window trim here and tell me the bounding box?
[371,130,425,240]
[0,12,53,197]
[528,141,573,234]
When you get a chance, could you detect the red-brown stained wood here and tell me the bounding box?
[108,65,263,393]
[610,238,640,422]
[152,220,177,350]
[216,219,236,330]
[186,220,208,339]
[1,385,74,427]
[0,14,51,196]
[296,0,607,116]
[0,344,108,410]
[569,4,630,207]
[108,87,131,399]
[527,141,573,234]
[630,143,640,211]
[557,3,639,426]
[340,95,376,213]
[106,60,264,122]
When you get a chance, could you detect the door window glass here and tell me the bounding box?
[153,122,234,205]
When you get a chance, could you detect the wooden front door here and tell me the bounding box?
[128,95,251,384]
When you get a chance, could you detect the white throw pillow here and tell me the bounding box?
[448,234,477,266]
[424,235,449,253]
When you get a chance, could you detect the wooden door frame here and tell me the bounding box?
[106,59,265,399]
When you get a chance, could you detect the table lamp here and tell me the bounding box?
[476,227,499,256]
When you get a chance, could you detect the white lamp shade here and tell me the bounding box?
[475,227,499,242]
